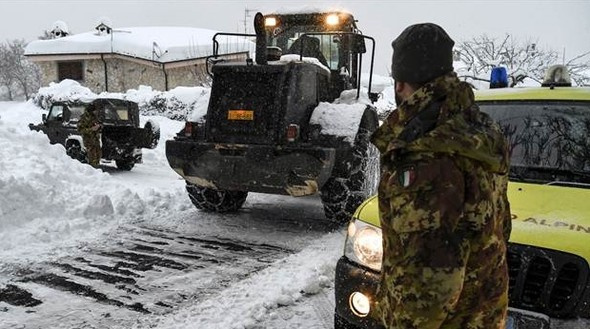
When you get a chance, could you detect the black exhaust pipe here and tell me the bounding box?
[254,12,267,65]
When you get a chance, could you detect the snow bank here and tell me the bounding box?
[33,80,96,109]
[32,80,211,121]
[0,102,122,259]
[0,101,186,264]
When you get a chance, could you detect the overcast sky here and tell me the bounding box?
[1,0,589,75]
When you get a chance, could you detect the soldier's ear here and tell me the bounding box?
[395,81,415,101]
[394,81,404,94]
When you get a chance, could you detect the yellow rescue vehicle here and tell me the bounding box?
[334,66,590,329]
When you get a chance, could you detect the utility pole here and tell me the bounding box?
[242,7,257,34]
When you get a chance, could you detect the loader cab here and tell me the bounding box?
[262,12,365,99]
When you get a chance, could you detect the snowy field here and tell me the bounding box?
[0,101,345,328]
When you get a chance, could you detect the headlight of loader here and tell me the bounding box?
[344,219,383,271]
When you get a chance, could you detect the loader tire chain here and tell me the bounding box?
[186,184,248,213]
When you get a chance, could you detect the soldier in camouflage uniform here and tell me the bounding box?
[78,103,102,168]
[370,23,511,329]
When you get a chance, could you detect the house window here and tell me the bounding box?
[57,61,84,81]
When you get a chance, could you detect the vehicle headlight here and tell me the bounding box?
[344,219,383,271]
[264,17,277,27]
[325,14,340,26]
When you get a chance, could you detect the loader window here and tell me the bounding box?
[269,24,340,70]
[286,33,339,70]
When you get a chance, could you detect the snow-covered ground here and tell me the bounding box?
[2,86,589,329]
[0,100,345,328]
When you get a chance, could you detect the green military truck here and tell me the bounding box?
[29,97,159,170]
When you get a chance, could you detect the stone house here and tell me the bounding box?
[25,21,253,93]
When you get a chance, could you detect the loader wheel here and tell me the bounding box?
[186,184,248,213]
[320,127,379,224]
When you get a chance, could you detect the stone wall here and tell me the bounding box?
[104,58,166,92]
[84,59,106,91]
[167,64,210,88]
[34,52,249,93]
[36,62,58,87]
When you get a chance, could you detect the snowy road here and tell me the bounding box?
[0,199,342,329]
[0,101,343,329]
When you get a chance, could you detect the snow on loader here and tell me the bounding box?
[166,11,380,223]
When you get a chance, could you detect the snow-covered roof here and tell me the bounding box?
[25,26,254,63]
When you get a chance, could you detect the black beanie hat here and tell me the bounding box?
[391,23,455,83]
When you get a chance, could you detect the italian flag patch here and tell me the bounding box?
[398,169,415,187]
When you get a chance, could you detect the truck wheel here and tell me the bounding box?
[186,184,248,213]
[66,143,87,163]
[116,159,135,171]
[320,127,379,224]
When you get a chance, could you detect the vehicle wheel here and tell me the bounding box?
[115,159,135,171]
[66,143,87,163]
[320,127,379,224]
[186,184,248,212]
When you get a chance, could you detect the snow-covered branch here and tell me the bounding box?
[455,34,589,87]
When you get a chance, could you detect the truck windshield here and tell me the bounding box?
[103,104,130,121]
[479,101,590,184]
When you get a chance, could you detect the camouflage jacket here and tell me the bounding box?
[78,108,101,139]
[371,72,512,329]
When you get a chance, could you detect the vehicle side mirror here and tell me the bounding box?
[42,114,47,122]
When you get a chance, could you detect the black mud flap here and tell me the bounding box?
[507,308,550,329]
[134,120,160,149]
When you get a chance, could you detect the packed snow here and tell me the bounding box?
[310,89,373,143]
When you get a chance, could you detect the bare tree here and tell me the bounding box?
[0,43,17,100]
[455,34,590,87]
[566,51,590,86]
[0,39,41,100]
